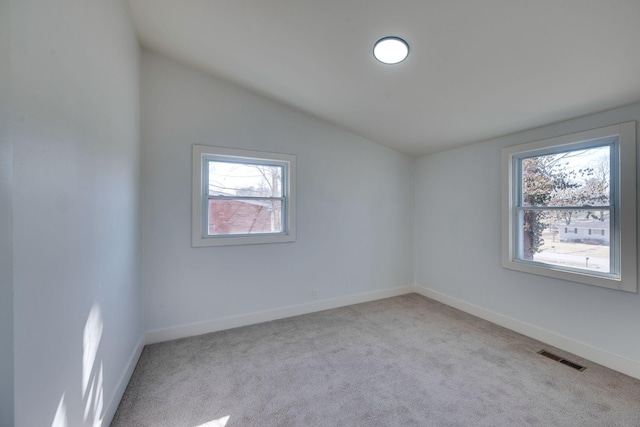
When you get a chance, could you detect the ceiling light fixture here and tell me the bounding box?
[373,37,409,64]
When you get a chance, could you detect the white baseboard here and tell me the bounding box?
[103,334,145,426]
[145,285,415,344]
[413,284,640,380]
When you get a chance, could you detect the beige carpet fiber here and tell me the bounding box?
[112,294,640,426]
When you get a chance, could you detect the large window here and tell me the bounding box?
[192,145,296,247]
[502,122,636,292]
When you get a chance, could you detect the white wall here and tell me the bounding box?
[10,1,143,425]
[0,0,14,424]
[415,103,640,369]
[141,51,415,334]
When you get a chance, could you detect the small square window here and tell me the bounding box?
[192,145,296,247]
[502,122,637,292]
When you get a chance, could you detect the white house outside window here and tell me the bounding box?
[502,122,637,292]
[192,145,296,247]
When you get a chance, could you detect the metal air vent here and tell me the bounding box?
[537,350,586,371]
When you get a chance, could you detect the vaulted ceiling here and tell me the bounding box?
[127,0,640,156]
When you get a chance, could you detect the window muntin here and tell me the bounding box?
[502,122,637,292]
[192,145,296,247]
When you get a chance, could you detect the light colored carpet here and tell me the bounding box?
[112,294,640,426]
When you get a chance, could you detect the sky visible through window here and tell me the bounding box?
[208,161,282,198]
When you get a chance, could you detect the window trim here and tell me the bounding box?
[502,121,637,292]
[192,145,296,247]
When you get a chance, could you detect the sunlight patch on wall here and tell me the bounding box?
[84,362,104,426]
[83,304,103,395]
[194,415,230,427]
[82,303,104,426]
[51,394,68,427]
[51,304,106,427]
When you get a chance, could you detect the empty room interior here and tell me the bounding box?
[3,1,640,426]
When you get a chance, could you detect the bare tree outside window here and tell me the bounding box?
[520,145,611,272]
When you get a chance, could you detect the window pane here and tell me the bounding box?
[208,199,282,235]
[208,161,283,198]
[522,146,609,207]
[520,209,610,273]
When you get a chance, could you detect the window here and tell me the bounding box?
[192,145,296,247]
[502,122,637,292]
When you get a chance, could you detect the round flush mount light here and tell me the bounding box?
[373,36,409,64]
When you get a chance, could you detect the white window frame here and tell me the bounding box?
[502,121,637,292]
[192,145,296,247]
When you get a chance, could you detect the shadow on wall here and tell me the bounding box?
[51,303,104,427]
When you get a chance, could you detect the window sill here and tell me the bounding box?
[502,259,635,293]
[192,232,296,247]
